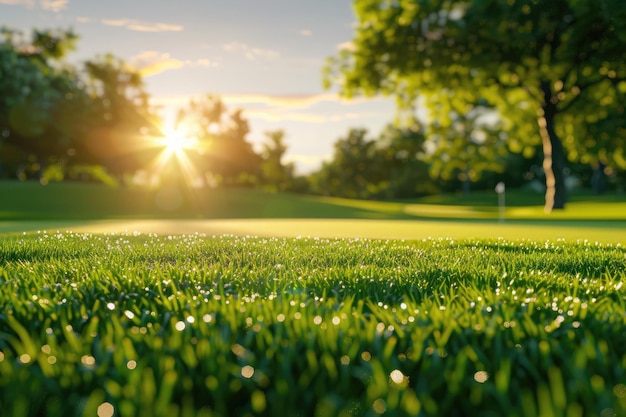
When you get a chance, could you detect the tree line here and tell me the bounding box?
[0,28,291,191]
[1,12,625,204]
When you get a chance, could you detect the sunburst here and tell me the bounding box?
[149,123,201,186]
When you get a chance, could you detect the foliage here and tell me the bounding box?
[81,54,157,180]
[260,130,294,192]
[325,0,626,211]
[0,233,624,417]
[369,123,432,198]
[0,28,86,178]
[309,124,436,199]
[425,99,508,193]
[175,95,262,187]
[310,128,378,199]
[0,28,269,188]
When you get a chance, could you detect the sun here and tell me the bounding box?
[160,128,196,155]
[143,122,202,186]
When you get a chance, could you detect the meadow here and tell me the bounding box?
[1,181,625,416]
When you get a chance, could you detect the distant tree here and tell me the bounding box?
[260,130,294,192]
[82,54,156,182]
[425,98,508,194]
[373,122,433,198]
[0,28,85,179]
[176,95,261,186]
[325,0,626,211]
[309,128,372,198]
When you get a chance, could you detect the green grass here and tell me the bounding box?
[0,232,625,416]
[1,180,625,244]
[2,180,626,221]
[0,181,408,220]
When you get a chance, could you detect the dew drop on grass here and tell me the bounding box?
[127,360,137,370]
[175,321,186,331]
[81,355,95,366]
[231,344,245,358]
[241,365,255,378]
[390,369,405,384]
[97,402,114,417]
[372,399,387,414]
[474,371,488,383]
[19,354,31,364]
[106,303,115,311]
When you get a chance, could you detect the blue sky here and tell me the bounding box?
[1,0,398,173]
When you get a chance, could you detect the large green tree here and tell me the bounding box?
[325,0,626,211]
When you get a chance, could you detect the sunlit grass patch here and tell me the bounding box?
[0,232,624,416]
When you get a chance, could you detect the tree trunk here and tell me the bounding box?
[539,82,567,212]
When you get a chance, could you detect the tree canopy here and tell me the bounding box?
[325,0,626,211]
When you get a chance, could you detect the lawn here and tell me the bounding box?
[0,181,625,416]
[1,181,626,243]
[0,233,624,416]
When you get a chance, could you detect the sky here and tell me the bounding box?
[0,0,399,174]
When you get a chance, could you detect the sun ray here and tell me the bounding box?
[143,121,203,187]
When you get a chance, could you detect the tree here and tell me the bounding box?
[0,28,85,179]
[82,54,156,181]
[260,130,294,192]
[325,0,626,211]
[175,95,261,186]
[373,122,432,198]
[309,128,376,198]
[425,97,508,194]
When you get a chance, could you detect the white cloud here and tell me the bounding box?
[101,19,183,32]
[131,51,218,77]
[40,0,67,12]
[222,42,279,61]
[336,41,356,52]
[150,93,379,126]
[245,109,328,123]
[0,0,34,7]
[222,93,339,109]
[75,16,91,23]
[299,29,313,37]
